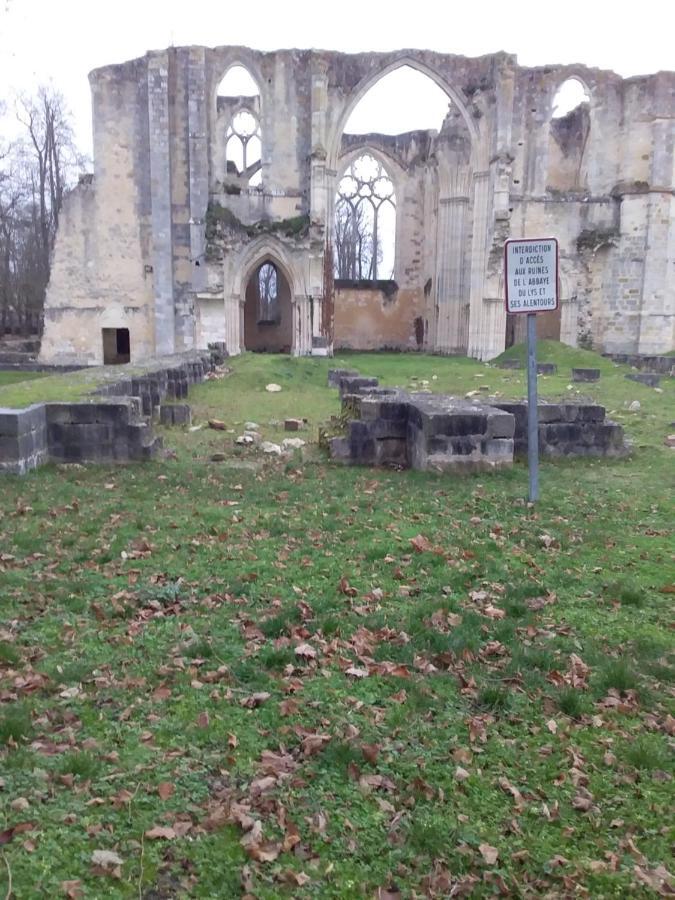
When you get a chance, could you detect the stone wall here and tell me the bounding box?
[0,399,155,475]
[334,283,425,351]
[0,404,49,475]
[329,374,628,471]
[607,354,675,376]
[1,351,214,475]
[492,402,628,458]
[39,46,675,365]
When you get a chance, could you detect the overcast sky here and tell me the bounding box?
[1,0,673,158]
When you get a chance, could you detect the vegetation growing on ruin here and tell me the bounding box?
[576,227,620,252]
[0,348,673,897]
[205,200,310,245]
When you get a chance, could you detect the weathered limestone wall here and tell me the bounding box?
[334,285,425,350]
[40,46,675,365]
[508,66,675,356]
[41,57,155,365]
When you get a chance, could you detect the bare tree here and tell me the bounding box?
[0,86,84,335]
[334,199,377,280]
[257,262,279,322]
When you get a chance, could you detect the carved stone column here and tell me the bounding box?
[560,295,578,346]
[467,170,491,359]
[147,53,175,356]
[293,296,312,356]
[308,57,331,355]
[435,195,469,353]
[223,292,243,355]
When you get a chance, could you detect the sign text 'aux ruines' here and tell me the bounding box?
[504,239,559,314]
[503,237,559,503]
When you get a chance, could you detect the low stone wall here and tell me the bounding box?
[331,381,515,473]
[0,336,41,367]
[0,404,49,475]
[92,352,212,414]
[625,372,661,387]
[1,350,216,475]
[328,373,629,472]
[0,362,84,373]
[492,402,628,458]
[608,353,675,375]
[0,399,160,475]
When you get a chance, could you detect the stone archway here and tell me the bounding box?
[243,259,293,352]
[326,55,481,174]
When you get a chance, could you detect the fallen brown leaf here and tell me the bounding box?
[157,782,175,801]
[144,825,176,840]
[479,843,499,865]
[240,691,271,708]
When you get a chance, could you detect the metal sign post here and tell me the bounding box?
[526,312,539,501]
[504,238,559,503]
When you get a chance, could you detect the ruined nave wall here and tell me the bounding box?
[39,45,675,365]
[40,59,154,364]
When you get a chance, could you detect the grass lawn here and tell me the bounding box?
[0,347,673,898]
[0,370,47,394]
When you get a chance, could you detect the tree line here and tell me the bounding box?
[0,87,85,335]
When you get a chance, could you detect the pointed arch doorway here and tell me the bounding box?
[243,259,293,352]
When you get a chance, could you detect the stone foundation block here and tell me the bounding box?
[338,375,379,398]
[159,404,192,426]
[497,359,522,370]
[328,368,359,388]
[572,368,601,382]
[625,372,661,387]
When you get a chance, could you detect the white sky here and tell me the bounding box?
[1,0,673,158]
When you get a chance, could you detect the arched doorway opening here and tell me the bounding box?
[243,260,293,352]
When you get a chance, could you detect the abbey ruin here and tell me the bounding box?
[39,46,675,365]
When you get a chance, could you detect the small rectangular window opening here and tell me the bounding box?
[102,328,131,365]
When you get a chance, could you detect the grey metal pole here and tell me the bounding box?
[526,312,539,503]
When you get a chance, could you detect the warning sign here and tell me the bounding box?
[504,238,559,314]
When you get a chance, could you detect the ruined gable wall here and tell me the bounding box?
[321,51,495,356]
[40,59,154,364]
[508,65,675,354]
[207,48,312,215]
[40,45,674,364]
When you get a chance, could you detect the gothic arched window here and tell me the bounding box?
[226,110,262,179]
[257,262,279,323]
[334,154,396,281]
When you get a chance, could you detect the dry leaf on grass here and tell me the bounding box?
[479,843,499,865]
[157,782,174,800]
[144,825,176,840]
[240,691,271,708]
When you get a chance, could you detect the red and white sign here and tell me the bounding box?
[504,238,559,314]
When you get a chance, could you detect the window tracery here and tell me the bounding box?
[334,154,396,281]
[226,109,262,179]
[257,262,279,323]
